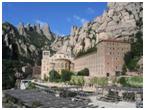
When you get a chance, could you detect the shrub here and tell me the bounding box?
[124,31,143,71]
[90,77,108,87]
[26,82,36,90]
[61,69,74,82]
[122,64,127,75]
[77,68,89,76]
[49,70,60,82]
[2,59,24,89]
[117,76,143,87]
[44,74,49,82]
[69,76,85,86]
[76,47,97,58]
[117,77,127,86]
[126,76,143,87]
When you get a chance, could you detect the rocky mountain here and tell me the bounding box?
[54,2,143,56]
[2,22,56,65]
[2,2,143,89]
[2,2,143,63]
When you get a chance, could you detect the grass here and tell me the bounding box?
[118,76,143,88]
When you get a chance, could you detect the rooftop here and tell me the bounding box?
[99,39,130,44]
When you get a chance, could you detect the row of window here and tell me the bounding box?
[42,63,70,71]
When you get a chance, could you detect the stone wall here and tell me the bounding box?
[74,40,131,77]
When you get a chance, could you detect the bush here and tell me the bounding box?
[49,70,60,82]
[124,53,140,71]
[90,77,108,87]
[2,59,24,89]
[69,76,85,86]
[127,76,143,87]
[117,77,127,86]
[117,76,143,87]
[124,31,143,71]
[44,74,49,82]
[26,82,36,90]
[76,47,97,58]
[77,68,89,76]
[122,64,127,75]
[61,69,74,82]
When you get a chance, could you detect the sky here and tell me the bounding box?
[2,2,107,36]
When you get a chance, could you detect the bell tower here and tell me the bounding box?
[41,50,50,79]
[43,51,50,59]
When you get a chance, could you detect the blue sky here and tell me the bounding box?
[2,2,107,36]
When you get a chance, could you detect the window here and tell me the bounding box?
[106,73,110,77]
[65,63,67,68]
[44,52,49,55]
[61,63,64,68]
[115,71,121,76]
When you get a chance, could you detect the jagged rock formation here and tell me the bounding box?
[18,22,26,36]
[2,2,143,90]
[2,2,143,64]
[2,22,56,65]
[42,24,54,41]
[53,2,143,56]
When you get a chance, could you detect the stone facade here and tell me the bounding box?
[32,66,41,79]
[74,40,131,77]
[74,51,97,77]
[41,39,131,79]
[41,51,74,79]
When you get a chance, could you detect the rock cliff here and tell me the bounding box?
[2,2,143,64]
[54,2,143,56]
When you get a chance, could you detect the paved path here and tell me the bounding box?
[88,96,136,108]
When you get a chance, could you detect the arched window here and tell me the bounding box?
[61,63,64,68]
[65,63,67,68]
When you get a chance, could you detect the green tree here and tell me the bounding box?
[49,70,60,82]
[76,47,97,58]
[117,76,143,87]
[117,77,127,86]
[61,69,74,82]
[70,76,85,86]
[122,64,127,75]
[26,82,36,90]
[77,68,89,76]
[124,31,143,71]
[2,59,24,89]
[90,77,108,87]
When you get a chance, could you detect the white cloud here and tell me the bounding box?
[86,7,95,14]
[73,15,80,20]
[35,20,47,27]
[73,15,88,24]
